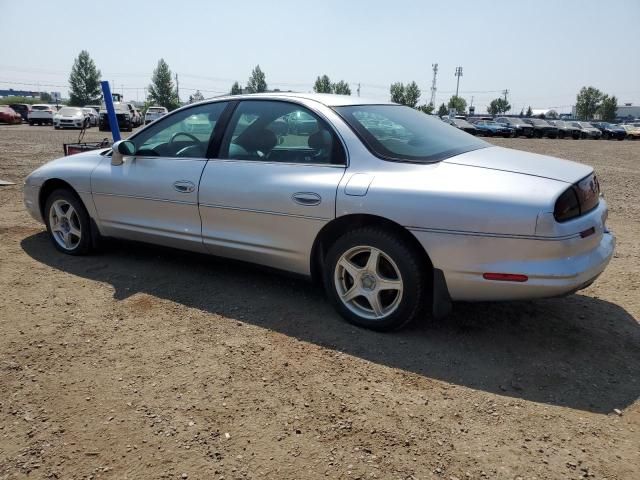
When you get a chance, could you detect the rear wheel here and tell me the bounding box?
[324,227,428,331]
[44,189,93,255]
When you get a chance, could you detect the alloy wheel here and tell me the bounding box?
[334,246,403,320]
[49,199,82,250]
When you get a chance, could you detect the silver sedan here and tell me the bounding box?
[23,93,615,330]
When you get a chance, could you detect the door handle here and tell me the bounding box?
[173,180,195,193]
[292,192,321,206]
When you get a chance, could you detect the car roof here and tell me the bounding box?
[202,92,394,107]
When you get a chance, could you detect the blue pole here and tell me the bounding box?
[100,81,121,142]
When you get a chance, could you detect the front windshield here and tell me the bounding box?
[335,105,488,163]
[453,119,474,128]
[579,122,594,128]
[529,119,549,126]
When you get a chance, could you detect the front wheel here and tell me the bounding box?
[324,228,428,331]
[44,189,93,255]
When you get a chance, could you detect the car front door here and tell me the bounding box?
[91,101,229,252]
[198,100,347,275]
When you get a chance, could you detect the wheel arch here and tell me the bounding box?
[311,213,451,318]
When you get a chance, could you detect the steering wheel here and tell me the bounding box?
[170,131,200,144]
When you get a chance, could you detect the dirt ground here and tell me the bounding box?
[0,124,638,480]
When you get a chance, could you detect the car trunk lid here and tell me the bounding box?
[444,146,593,183]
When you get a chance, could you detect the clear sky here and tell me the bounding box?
[1,0,638,113]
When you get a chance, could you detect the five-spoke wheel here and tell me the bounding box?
[44,189,92,255]
[325,227,428,331]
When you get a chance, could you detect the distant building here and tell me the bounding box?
[0,88,41,98]
[616,103,640,121]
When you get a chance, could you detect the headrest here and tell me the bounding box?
[308,129,332,150]
[242,129,277,153]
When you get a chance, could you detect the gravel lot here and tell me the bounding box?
[0,124,638,479]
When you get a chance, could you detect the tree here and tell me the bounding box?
[230,81,242,95]
[437,103,448,117]
[404,81,421,108]
[313,75,333,94]
[417,103,434,114]
[519,108,524,117]
[390,82,405,104]
[188,90,204,104]
[575,86,603,120]
[68,50,102,106]
[40,92,52,102]
[487,98,511,115]
[332,80,351,95]
[447,95,467,114]
[148,59,180,110]
[525,106,533,117]
[246,65,267,93]
[598,94,617,122]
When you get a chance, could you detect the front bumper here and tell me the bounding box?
[23,184,43,223]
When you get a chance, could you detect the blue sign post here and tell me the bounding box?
[100,81,121,142]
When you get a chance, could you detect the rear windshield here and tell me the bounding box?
[334,105,488,163]
[148,108,165,113]
[32,105,50,111]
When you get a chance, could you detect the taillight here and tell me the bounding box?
[554,187,580,222]
[554,173,600,223]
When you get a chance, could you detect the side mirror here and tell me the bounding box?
[111,140,135,166]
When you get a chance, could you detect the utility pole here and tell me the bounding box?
[357,83,360,97]
[175,73,179,103]
[429,63,438,107]
[454,66,463,97]
[502,89,509,102]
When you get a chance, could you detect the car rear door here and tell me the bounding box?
[91,101,230,253]
[198,99,347,275]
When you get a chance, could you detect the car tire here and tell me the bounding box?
[44,189,93,256]
[323,227,428,331]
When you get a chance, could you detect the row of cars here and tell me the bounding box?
[0,102,168,130]
[444,116,640,140]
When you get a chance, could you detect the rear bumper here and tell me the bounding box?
[410,202,615,302]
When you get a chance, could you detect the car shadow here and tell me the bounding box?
[21,232,640,414]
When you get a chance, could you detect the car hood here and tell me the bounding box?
[444,146,592,183]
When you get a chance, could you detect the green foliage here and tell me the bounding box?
[0,96,47,105]
[417,103,434,114]
[332,80,351,96]
[230,81,242,95]
[487,98,511,115]
[526,106,533,117]
[437,103,448,117]
[188,90,205,104]
[390,82,405,104]
[68,50,102,106]
[313,75,333,94]
[598,94,617,122]
[246,65,267,93]
[39,92,53,102]
[403,81,421,108]
[575,86,603,120]
[148,59,180,111]
[447,95,467,114]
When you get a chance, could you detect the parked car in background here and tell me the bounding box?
[144,106,169,125]
[0,105,22,124]
[99,102,133,132]
[548,120,582,139]
[523,118,559,138]
[126,103,142,127]
[54,107,90,129]
[591,122,626,140]
[82,107,99,127]
[85,104,101,114]
[621,124,640,139]
[446,118,479,135]
[495,117,534,137]
[470,120,514,137]
[22,93,615,331]
[9,103,31,122]
[28,104,56,125]
[570,122,602,139]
